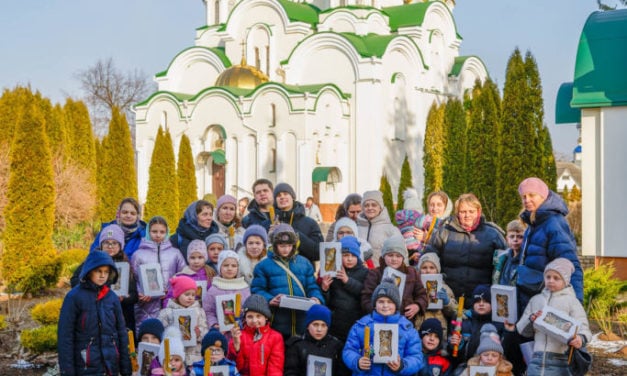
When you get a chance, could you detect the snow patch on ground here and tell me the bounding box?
[587,332,627,353]
[607,358,627,367]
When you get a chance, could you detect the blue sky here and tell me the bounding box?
[0,0,600,155]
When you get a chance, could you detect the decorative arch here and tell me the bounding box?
[422,2,460,47]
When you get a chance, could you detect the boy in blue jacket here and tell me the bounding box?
[191,329,239,376]
[342,278,424,375]
[58,251,132,375]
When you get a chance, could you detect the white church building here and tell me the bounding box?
[134,0,487,210]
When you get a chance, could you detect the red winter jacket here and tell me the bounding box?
[228,324,284,376]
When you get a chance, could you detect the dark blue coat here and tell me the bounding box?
[171,202,219,260]
[518,191,583,308]
[241,200,272,231]
[274,201,324,263]
[58,251,131,376]
[90,220,147,259]
[250,250,325,339]
[191,357,239,376]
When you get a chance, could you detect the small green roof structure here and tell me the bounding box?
[571,9,627,108]
[555,82,581,124]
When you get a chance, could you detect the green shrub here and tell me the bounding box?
[21,325,57,353]
[583,263,627,313]
[0,315,7,330]
[58,248,88,280]
[53,222,94,251]
[31,299,63,325]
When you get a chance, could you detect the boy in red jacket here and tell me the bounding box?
[228,294,284,375]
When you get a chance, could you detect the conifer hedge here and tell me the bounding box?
[422,102,446,208]
[177,134,198,217]
[144,127,179,229]
[379,173,395,221]
[396,155,413,211]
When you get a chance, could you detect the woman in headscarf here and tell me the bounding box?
[90,197,146,259]
[170,200,219,260]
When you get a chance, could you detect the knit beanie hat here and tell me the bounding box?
[362,190,384,210]
[381,235,408,260]
[476,323,504,355]
[170,275,197,298]
[372,278,401,310]
[333,217,358,240]
[243,224,268,245]
[217,250,239,274]
[472,284,491,304]
[187,239,208,262]
[518,177,549,199]
[99,224,125,249]
[545,257,575,285]
[243,294,272,319]
[417,253,441,273]
[305,304,332,327]
[216,194,237,211]
[340,235,361,259]
[201,328,228,355]
[205,233,228,248]
[403,188,422,211]
[419,318,443,340]
[273,182,296,200]
[159,327,186,365]
[137,318,165,342]
[270,223,298,245]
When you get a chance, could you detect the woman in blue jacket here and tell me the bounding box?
[250,223,325,340]
[58,251,131,376]
[90,198,146,259]
[343,278,424,375]
[516,177,583,314]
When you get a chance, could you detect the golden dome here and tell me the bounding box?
[215,57,269,90]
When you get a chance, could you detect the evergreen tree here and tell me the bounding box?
[396,155,413,210]
[3,102,60,293]
[0,86,33,148]
[570,185,582,202]
[64,98,96,174]
[423,102,446,208]
[496,49,529,226]
[177,134,198,216]
[561,186,570,202]
[47,103,69,158]
[524,51,545,177]
[144,127,179,228]
[540,126,557,190]
[442,98,467,202]
[99,107,138,220]
[467,79,501,221]
[379,173,395,222]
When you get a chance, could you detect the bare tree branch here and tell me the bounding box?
[75,58,154,137]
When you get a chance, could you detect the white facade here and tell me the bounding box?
[135,0,487,205]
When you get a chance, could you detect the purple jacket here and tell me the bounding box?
[204,276,250,330]
[131,238,186,325]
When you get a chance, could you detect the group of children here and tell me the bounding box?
[58,213,591,376]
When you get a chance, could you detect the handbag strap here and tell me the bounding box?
[272,258,306,296]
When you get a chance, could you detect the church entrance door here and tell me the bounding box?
[212,161,225,197]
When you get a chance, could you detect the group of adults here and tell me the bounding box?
[93,176,582,318]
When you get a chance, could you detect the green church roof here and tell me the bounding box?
[571,9,627,108]
[155,46,232,78]
[276,0,320,25]
[383,1,460,38]
[339,33,397,58]
[555,82,581,124]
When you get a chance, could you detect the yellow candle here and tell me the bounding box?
[128,329,138,372]
[204,347,212,375]
[269,207,275,223]
[164,338,171,376]
[229,226,235,248]
[235,293,241,317]
[363,326,370,356]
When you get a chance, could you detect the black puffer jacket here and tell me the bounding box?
[241,199,272,231]
[322,260,369,341]
[275,201,323,263]
[426,216,506,308]
[284,332,349,376]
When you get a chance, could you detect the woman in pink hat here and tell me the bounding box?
[214,194,245,249]
[515,177,582,316]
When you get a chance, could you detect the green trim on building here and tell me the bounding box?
[555,82,581,124]
[571,9,627,108]
[312,166,341,183]
[209,149,226,165]
[339,32,396,58]
[155,46,232,79]
[383,2,430,31]
[276,0,320,25]
[448,55,487,77]
[135,91,195,107]
[320,5,379,14]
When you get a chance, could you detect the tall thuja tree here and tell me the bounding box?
[497,48,532,226]
[64,98,96,175]
[0,86,33,148]
[423,102,446,208]
[177,134,197,216]
[524,51,545,177]
[99,107,138,220]
[396,155,413,210]
[467,79,501,221]
[47,103,69,158]
[540,126,557,190]
[3,102,60,293]
[379,173,395,221]
[144,127,179,227]
[442,98,467,201]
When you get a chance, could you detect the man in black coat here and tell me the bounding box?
[242,178,274,230]
[272,182,323,263]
